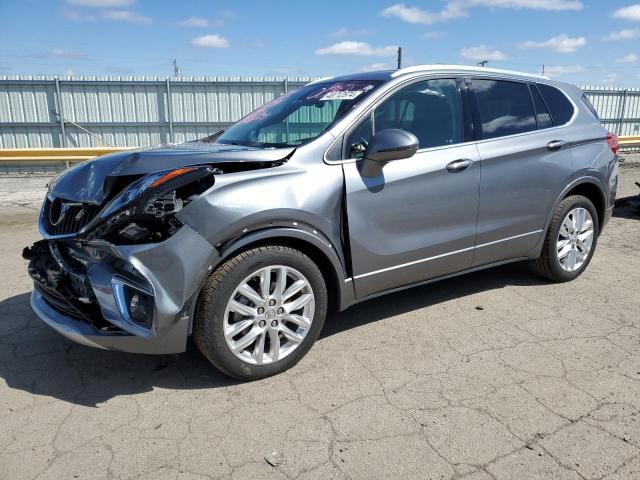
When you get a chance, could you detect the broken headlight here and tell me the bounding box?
[86,166,215,244]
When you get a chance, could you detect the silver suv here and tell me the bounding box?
[24,65,619,379]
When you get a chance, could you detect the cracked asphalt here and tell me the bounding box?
[1,157,640,480]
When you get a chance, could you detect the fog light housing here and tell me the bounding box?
[112,277,154,330]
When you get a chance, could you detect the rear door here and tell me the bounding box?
[343,78,481,298]
[469,78,574,266]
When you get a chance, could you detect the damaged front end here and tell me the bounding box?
[24,144,293,353]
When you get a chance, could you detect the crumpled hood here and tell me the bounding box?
[48,143,295,204]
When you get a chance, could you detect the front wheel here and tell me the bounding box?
[531,195,599,282]
[194,245,327,380]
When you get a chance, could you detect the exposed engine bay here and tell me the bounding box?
[24,142,294,343]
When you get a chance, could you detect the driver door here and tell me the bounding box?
[343,78,481,298]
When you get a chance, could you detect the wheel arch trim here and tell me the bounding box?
[531,176,607,257]
[215,226,355,311]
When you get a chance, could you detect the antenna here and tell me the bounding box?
[541,64,545,76]
[397,47,403,69]
[477,60,489,67]
[172,59,181,77]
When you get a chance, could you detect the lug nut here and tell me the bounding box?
[257,307,265,314]
[277,307,284,314]
[259,320,266,327]
[268,299,276,307]
[271,320,278,327]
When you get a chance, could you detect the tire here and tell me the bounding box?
[194,245,327,380]
[531,195,599,282]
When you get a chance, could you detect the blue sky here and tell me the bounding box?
[1,0,640,86]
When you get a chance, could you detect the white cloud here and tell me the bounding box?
[617,53,638,63]
[519,34,586,53]
[315,41,397,56]
[178,16,208,27]
[67,0,134,6]
[605,28,640,40]
[253,38,270,48]
[381,0,582,25]
[359,62,393,72]
[601,73,620,85]
[463,0,582,10]
[49,49,89,60]
[422,31,444,39]
[192,34,230,48]
[542,65,584,78]
[65,10,97,21]
[381,3,466,24]
[102,10,151,24]
[460,45,506,61]
[329,27,370,37]
[613,4,640,21]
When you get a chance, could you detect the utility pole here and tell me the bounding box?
[397,47,402,69]
[541,64,545,76]
[477,60,489,67]
[172,59,181,77]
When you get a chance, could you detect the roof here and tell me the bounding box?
[392,64,549,80]
[308,65,550,86]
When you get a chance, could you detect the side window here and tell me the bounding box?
[345,114,372,159]
[472,79,536,139]
[581,93,600,120]
[530,84,553,129]
[374,79,463,150]
[537,83,575,126]
[345,79,462,158]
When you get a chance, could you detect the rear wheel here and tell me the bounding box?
[194,245,327,380]
[531,195,599,282]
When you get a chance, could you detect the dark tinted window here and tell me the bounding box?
[346,78,463,158]
[374,78,463,150]
[581,93,600,120]
[537,83,575,126]
[473,79,536,139]
[530,85,553,129]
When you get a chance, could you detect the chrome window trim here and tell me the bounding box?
[352,230,543,280]
[323,73,579,166]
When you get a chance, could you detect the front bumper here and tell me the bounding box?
[28,224,218,354]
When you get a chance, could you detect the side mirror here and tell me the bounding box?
[361,129,419,177]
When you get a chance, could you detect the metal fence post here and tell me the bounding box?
[54,77,67,147]
[618,89,628,136]
[166,78,174,143]
[283,78,288,95]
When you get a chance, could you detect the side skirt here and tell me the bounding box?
[347,256,529,308]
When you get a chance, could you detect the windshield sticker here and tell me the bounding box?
[307,81,376,101]
[319,90,365,101]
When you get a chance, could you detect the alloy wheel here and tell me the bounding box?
[223,265,315,365]
[556,207,594,272]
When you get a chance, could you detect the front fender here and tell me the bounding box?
[217,226,355,311]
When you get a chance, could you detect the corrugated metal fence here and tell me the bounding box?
[0,76,315,148]
[1,76,639,148]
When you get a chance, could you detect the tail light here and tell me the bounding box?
[606,132,619,155]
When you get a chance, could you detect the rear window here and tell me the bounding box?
[472,79,537,139]
[581,93,600,120]
[537,83,575,126]
[529,84,553,129]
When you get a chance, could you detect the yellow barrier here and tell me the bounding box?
[0,147,134,163]
[619,135,640,147]
[0,136,638,165]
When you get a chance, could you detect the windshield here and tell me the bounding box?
[217,80,383,148]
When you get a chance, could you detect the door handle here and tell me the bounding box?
[446,158,474,173]
[546,140,566,151]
